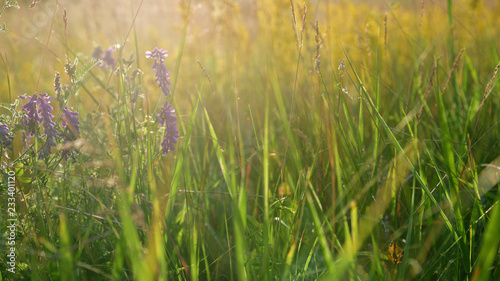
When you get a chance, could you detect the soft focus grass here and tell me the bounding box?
[1,0,500,280]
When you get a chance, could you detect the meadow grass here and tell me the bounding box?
[0,0,499,280]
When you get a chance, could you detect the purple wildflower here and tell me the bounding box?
[61,107,80,159]
[92,46,103,60]
[0,122,14,150]
[21,94,40,136]
[37,93,59,159]
[93,46,116,70]
[146,47,171,96]
[157,102,178,155]
[62,107,80,136]
[102,46,116,69]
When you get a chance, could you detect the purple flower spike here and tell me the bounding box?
[146,47,171,96]
[62,107,80,137]
[21,94,40,135]
[37,93,59,159]
[102,46,116,69]
[92,46,103,60]
[93,46,116,70]
[0,122,14,150]
[157,102,178,155]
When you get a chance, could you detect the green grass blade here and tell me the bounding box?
[343,49,457,238]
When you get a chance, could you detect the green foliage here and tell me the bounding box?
[0,0,499,280]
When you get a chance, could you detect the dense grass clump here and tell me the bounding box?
[0,0,499,280]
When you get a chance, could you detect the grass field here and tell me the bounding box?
[1,0,499,280]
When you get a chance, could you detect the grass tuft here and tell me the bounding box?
[0,1,499,280]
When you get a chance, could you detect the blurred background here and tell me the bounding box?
[2,0,499,105]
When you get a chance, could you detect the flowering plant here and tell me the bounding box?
[146,47,179,155]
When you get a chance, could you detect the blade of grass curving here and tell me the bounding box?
[283,1,307,179]
[463,56,481,132]
[358,96,364,149]
[471,188,500,281]
[104,112,151,280]
[373,39,382,172]
[281,242,297,280]
[436,69,469,273]
[111,238,125,280]
[118,67,134,170]
[59,214,76,281]
[118,194,151,280]
[350,200,358,280]
[228,127,250,281]
[318,70,349,250]
[190,222,199,281]
[369,234,385,279]
[269,65,303,173]
[165,97,198,218]
[226,0,248,246]
[203,105,232,198]
[262,83,270,281]
[201,242,211,281]
[300,237,318,281]
[248,105,261,151]
[203,99,247,280]
[223,211,234,279]
[305,171,335,275]
[397,111,420,280]
[342,48,456,238]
